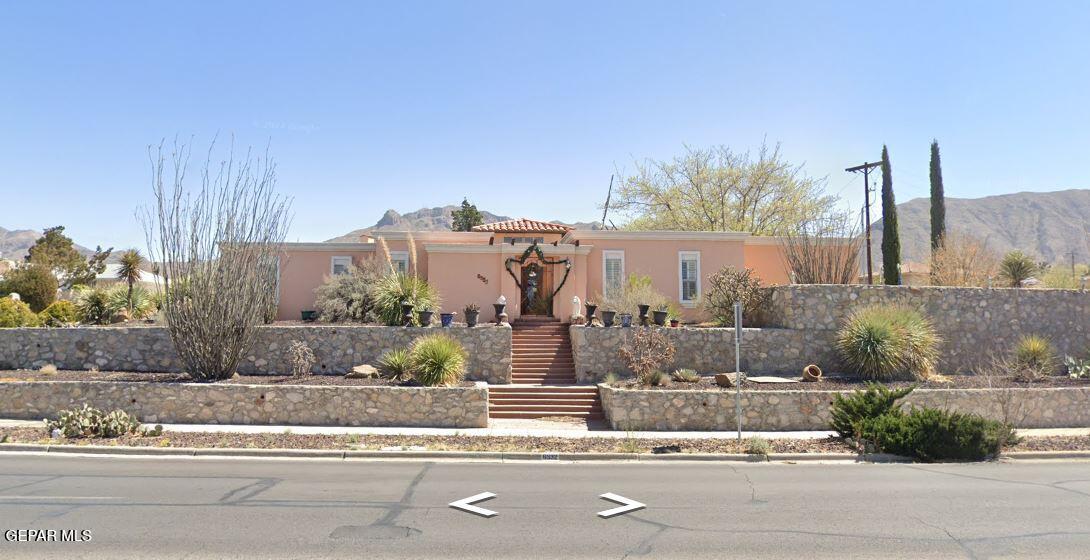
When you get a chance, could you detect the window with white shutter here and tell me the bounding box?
[679,251,700,305]
[602,250,625,299]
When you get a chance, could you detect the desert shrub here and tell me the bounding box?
[377,348,412,381]
[598,274,680,318]
[860,407,1018,462]
[671,368,700,383]
[1013,335,1056,378]
[998,250,1037,287]
[703,266,770,327]
[372,272,440,326]
[745,436,771,457]
[408,334,466,386]
[830,383,915,440]
[1065,355,1090,379]
[930,231,999,287]
[106,284,156,320]
[620,328,677,385]
[39,300,82,326]
[314,262,385,322]
[0,265,58,312]
[1041,263,1090,289]
[288,340,316,377]
[642,369,669,386]
[0,298,41,327]
[46,404,141,438]
[836,305,940,381]
[74,286,122,325]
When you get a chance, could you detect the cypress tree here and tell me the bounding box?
[451,198,484,231]
[929,139,946,251]
[880,145,901,285]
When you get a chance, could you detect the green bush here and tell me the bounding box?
[0,265,58,312]
[372,272,440,326]
[1014,334,1056,374]
[836,305,940,381]
[408,334,466,386]
[998,250,1037,287]
[74,286,121,325]
[107,283,156,320]
[314,262,385,322]
[860,407,1018,462]
[830,383,915,440]
[38,300,82,326]
[377,348,412,382]
[745,436,771,457]
[703,266,770,327]
[46,404,141,438]
[0,297,42,327]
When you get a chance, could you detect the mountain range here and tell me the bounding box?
[0,226,99,263]
[325,206,602,243]
[871,189,1090,264]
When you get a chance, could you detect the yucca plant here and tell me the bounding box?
[836,305,941,381]
[371,272,440,326]
[1013,334,1056,379]
[116,248,145,310]
[377,348,413,382]
[998,250,1037,287]
[408,334,466,386]
[74,286,121,325]
[107,284,156,320]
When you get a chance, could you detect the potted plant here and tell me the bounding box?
[652,305,668,326]
[601,309,617,328]
[637,304,651,326]
[584,300,598,326]
[670,318,680,327]
[440,310,456,328]
[464,303,480,327]
[619,312,633,328]
[418,308,435,327]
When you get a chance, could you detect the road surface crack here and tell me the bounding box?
[912,515,977,559]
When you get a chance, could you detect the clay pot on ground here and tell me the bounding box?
[803,364,823,382]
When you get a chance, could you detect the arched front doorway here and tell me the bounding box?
[519,260,555,316]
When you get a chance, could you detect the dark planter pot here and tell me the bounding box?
[670,319,680,327]
[619,313,633,328]
[440,312,456,327]
[585,304,598,320]
[418,310,434,327]
[601,310,617,328]
[400,302,415,326]
[652,310,668,326]
[465,310,480,327]
[493,303,506,323]
[637,304,650,326]
[300,310,317,322]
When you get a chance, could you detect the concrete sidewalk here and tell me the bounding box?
[5,418,1088,440]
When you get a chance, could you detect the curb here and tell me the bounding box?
[1005,450,1090,460]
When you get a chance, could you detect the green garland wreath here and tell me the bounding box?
[504,243,573,300]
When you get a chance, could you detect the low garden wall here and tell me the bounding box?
[0,325,512,384]
[0,380,489,428]
[599,384,1090,431]
[570,325,837,383]
[767,285,1090,374]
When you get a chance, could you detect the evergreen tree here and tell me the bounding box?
[929,140,946,251]
[451,198,484,231]
[880,145,901,285]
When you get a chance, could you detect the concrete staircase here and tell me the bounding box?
[488,316,603,420]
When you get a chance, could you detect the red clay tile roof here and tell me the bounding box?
[471,218,573,233]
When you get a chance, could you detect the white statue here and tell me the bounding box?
[572,296,581,318]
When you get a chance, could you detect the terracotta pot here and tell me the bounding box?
[803,364,823,382]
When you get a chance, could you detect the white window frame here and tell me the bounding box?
[330,256,352,276]
[678,251,701,306]
[389,251,410,274]
[602,250,625,299]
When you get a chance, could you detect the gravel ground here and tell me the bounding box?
[614,374,1090,392]
[0,370,472,387]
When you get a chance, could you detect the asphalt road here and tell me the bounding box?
[1,454,1089,559]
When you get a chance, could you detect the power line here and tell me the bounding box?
[846,160,882,285]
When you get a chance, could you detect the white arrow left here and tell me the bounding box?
[449,492,498,518]
[597,493,646,518]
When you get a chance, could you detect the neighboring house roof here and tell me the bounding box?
[472,218,573,234]
[95,264,164,285]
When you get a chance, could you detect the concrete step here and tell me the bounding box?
[490,386,597,393]
[489,410,604,420]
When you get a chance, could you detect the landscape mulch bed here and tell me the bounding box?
[613,375,1090,392]
[0,370,473,388]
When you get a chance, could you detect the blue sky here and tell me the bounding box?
[2,0,1089,251]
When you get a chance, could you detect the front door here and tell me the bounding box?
[520,260,554,316]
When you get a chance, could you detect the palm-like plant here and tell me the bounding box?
[116,249,145,310]
[998,251,1037,288]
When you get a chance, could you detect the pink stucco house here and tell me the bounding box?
[275,218,792,323]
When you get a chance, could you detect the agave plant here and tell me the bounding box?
[836,305,941,381]
[408,334,466,386]
[377,348,412,382]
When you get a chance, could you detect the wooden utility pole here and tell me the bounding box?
[846,161,882,284]
[600,175,614,229]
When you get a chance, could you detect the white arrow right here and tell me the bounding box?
[597,492,646,518]
[449,492,498,518]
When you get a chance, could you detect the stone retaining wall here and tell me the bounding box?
[0,380,489,428]
[599,384,1090,431]
[570,325,837,383]
[0,325,512,384]
[768,285,1090,374]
